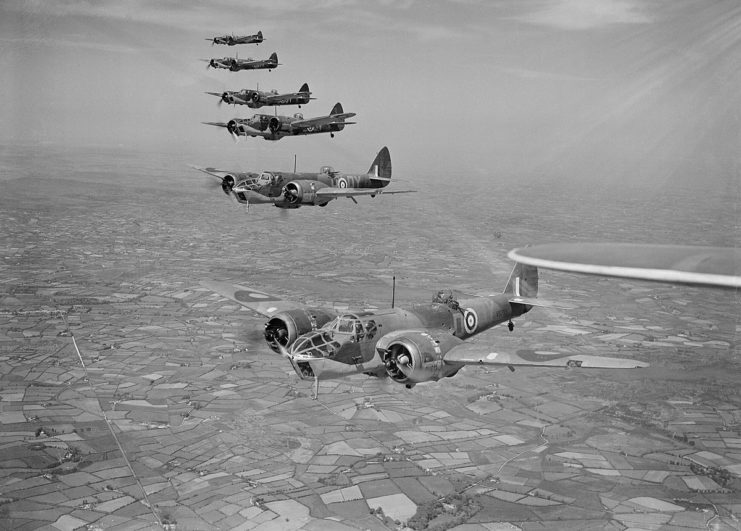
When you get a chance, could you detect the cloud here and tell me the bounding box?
[0,36,139,53]
[516,0,651,30]
[497,66,598,81]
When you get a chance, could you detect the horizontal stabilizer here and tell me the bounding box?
[202,121,228,128]
[444,344,647,369]
[508,296,574,309]
[201,281,305,317]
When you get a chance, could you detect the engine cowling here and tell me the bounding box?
[376,330,463,387]
[282,180,329,205]
[264,308,335,353]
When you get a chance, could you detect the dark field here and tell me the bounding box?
[1,144,739,530]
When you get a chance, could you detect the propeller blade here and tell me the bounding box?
[276,342,293,360]
[230,131,240,144]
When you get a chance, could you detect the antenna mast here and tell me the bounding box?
[391,276,396,308]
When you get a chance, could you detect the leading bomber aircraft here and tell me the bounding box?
[192,146,414,210]
[205,52,279,71]
[203,263,647,398]
[204,102,355,141]
[206,83,314,108]
[208,30,264,46]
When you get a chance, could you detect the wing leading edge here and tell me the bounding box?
[315,188,416,199]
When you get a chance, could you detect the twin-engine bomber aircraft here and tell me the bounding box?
[203,263,647,398]
[207,83,314,108]
[208,30,264,46]
[204,52,279,71]
[204,102,355,141]
[192,146,414,210]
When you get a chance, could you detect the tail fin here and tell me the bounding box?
[503,263,538,298]
[299,83,310,93]
[330,102,344,116]
[257,30,263,39]
[368,146,391,185]
[269,52,278,62]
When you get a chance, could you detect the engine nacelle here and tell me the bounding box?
[376,330,463,386]
[264,308,335,353]
[282,180,329,205]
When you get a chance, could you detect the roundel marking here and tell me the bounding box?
[338,178,348,188]
[234,290,271,302]
[463,308,478,334]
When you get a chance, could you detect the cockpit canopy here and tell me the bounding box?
[289,313,378,358]
[320,166,336,175]
[291,330,340,359]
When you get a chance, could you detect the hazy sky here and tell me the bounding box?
[2,0,739,190]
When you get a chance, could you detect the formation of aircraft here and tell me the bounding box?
[192,147,414,210]
[508,243,741,289]
[205,52,279,71]
[204,102,356,141]
[207,30,264,46]
[206,83,314,108]
[203,263,647,398]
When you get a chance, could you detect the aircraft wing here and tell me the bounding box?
[189,165,231,182]
[508,243,741,289]
[291,113,357,129]
[201,281,307,317]
[314,188,417,199]
[444,344,648,369]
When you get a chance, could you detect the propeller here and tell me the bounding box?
[226,120,241,143]
[281,184,298,204]
[268,117,281,135]
[384,345,414,380]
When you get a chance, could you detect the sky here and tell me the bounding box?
[1,0,740,192]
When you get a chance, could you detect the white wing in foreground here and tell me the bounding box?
[508,243,741,289]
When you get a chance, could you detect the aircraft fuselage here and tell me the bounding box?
[284,293,530,381]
